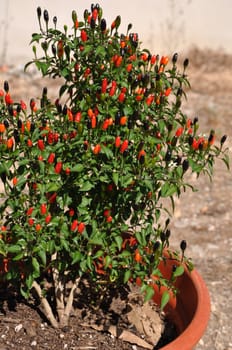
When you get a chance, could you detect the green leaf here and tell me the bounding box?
[32,257,40,274]
[71,164,84,172]
[112,172,119,186]
[35,61,50,75]
[38,250,47,266]
[144,285,155,302]
[71,251,82,264]
[172,265,184,278]
[114,236,123,251]
[123,270,131,283]
[7,245,22,253]
[79,181,94,191]
[160,290,170,310]
[161,183,177,197]
[46,182,60,192]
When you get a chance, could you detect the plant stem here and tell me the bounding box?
[32,280,59,328]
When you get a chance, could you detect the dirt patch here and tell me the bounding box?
[0,48,232,350]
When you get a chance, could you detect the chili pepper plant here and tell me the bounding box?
[0,5,229,328]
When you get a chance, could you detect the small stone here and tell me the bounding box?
[31,340,37,347]
[14,324,23,333]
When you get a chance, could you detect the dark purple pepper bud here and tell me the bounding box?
[84,9,89,22]
[139,155,145,165]
[165,149,172,162]
[52,44,56,56]
[160,231,166,243]
[115,111,121,125]
[153,241,160,251]
[53,16,57,27]
[166,229,171,239]
[193,117,198,125]
[172,264,177,273]
[91,3,95,12]
[182,159,189,172]
[220,135,227,145]
[16,104,22,114]
[183,58,189,69]
[13,129,20,143]
[17,119,22,129]
[180,239,187,252]
[43,9,49,23]
[172,52,178,64]
[62,104,67,115]
[90,17,95,29]
[30,122,35,133]
[4,81,9,93]
[8,105,14,116]
[3,119,9,128]
[37,7,42,19]
[100,18,107,31]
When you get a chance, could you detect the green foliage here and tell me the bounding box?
[0,3,229,317]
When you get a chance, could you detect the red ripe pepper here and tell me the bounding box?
[160,55,169,66]
[84,67,91,78]
[55,161,63,174]
[45,214,52,224]
[93,144,101,154]
[120,140,128,154]
[26,207,34,216]
[74,111,82,122]
[102,119,110,130]
[120,116,127,126]
[57,40,64,58]
[5,93,13,105]
[109,80,117,96]
[175,127,184,137]
[126,63,133,72]
[78,222,85,234]
[92,8,98,21]
[91,115,97,128]
[145,94,154,106]
[118,92,125,103]
[20,100,27,110]
[165,87,172,96]
[115,55,123,67]
[30,98,37,112]
[47,152,55,164]
[28,218,34,226]
[150,55,156,65]
[101,78,108,93]
[71,219,78,232]
[115,136,121,148]
[81,29,88,42]
[40,203,47,215]
[37,139,45,151]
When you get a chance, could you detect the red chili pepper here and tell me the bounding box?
[150,55,156,65]
[84,67,91,78]
[47,153,55,164]
[115,55,123,67]
[78,222,85,234]
[5,93,13,105]
[12,177,18,186]
[30,98,37,112]
[27,207,34,216]
[57,40,64,58]
[118,92,125,103]
[91,115,97,128]
[27,139,33,147]
[93,144,101,154]
[145,94,154,106]
[103,209,111,217]
[55,162,62,174]
[45,214,52,224]
[160,56,169,66]
[101,78,108,93]
[120,140,128,154]
[28,218,34,226]
[74,111,82,122]
[175,127,184,137]
[81,29,88,42]
[71,219,78,232]
[102,119,110,130]
[120,116,127,126]
[20,100,27,110]
[126,63,133,72]
[35,224,41,232]
[40,203,47,215]
[165,87,172,96]
[109,81,117,96]
[138,149,146,160]
[115,136,121,148]
[106,216,112,223]
[37,139,45,151]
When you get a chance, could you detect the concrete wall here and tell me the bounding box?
[0,0,232,65]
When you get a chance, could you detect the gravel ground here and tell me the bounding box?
[0,47,232,349]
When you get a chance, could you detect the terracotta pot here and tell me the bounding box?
[153,255,211,350]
